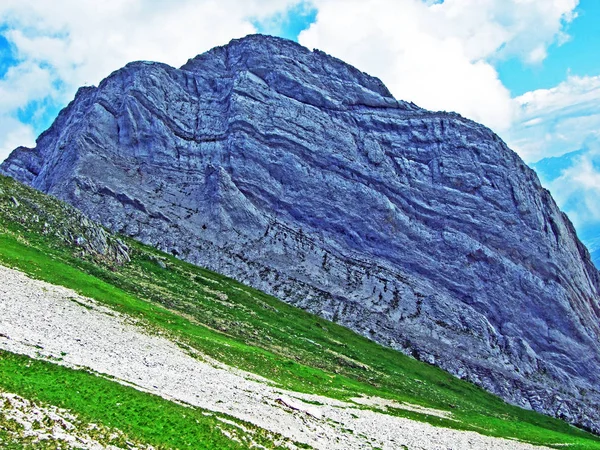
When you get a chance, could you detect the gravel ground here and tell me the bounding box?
[0,391,153,449]
[0,265,555,450]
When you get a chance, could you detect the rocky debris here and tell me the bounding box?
[0,265,559,450]
[0,391,152,449]
[72,215,131,265]
[275,396,323,420]
[2,34,600,431]
[0,175,130,265]
[148,254,167,269]
[350,396,454,420]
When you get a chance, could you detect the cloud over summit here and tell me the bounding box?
[299,0,578,132]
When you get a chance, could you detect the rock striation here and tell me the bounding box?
[2,34,600,432]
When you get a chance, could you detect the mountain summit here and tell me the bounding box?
[2,34,599,432]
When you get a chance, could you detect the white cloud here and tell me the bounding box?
[428,0,578,63]
[0,57,53,161]
[506,75,600,162]
[0,60,55,110]
[542,146,600,238]
[299,0,578,132]
[0,116,35,162]
[0,0,302,91]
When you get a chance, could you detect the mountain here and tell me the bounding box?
[2,34,600,433]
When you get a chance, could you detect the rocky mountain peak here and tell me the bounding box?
[2,34,600,433]
[182,34,397,105]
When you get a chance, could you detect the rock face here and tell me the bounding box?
[2,35,600,432]
[0,174,130,265]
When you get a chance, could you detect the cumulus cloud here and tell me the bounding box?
[0,0,300,161]
[299,0,578,132]
[540,146,600,241]
[0,116,35,162]
[429,0,578,63]
[0,59,55,111]
[0,0,300,88]
[506,75,600,162]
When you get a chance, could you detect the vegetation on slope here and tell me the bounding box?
[0,351,293,449]
[1,174,599,449]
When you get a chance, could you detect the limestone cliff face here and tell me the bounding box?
[2,35,600,432]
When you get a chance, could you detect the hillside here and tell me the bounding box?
[2,35,599,432]
[1,175,600,448]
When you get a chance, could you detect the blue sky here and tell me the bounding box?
[0,32,11,77]
[252,1,317,42]
[497,0,600,96]
[1,0,600,247]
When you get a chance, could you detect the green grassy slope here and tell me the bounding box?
[0,351,293,449]
[0,174,599,449]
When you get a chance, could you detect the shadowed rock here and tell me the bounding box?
[2,34,599,432]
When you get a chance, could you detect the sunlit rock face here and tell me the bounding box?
[3,34,600,433]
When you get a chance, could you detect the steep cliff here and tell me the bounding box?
[2,35,599,432]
